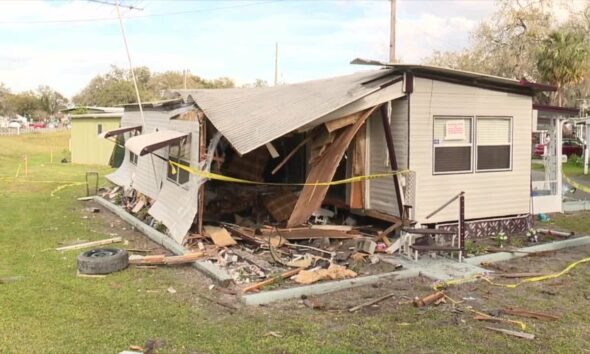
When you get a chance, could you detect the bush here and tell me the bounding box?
[569,154,583,166]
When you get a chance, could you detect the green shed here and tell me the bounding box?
[68,107,124,166]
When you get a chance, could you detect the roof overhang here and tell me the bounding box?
[351,58,556,95]
[125,130,189,156]
[533,104,580,115]
[99,125,142,139]
[175,69,403,155]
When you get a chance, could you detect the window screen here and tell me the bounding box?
[433,117,473,173]
[476,117,511,171]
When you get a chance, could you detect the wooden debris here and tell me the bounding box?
[77,196,95,201]
[204,226,237,247]
[325,113,360,133]
[260,227,360,240]
[501,308,560,321]
[498,272,549,279]
[231,248,274,272]
[242,268,304,293]
[349,292,395,312]
[485,326,535,340]
[310,225,353,232]
[413,291,445,307]
[199,294,239,311]
[294,264,357,285]
[264,331,283,338]
[56,237,122,251]
[265,142,280,158]
[131,199,145,213]
[0,276,23,284]
[287,106,377,227]
[76,271,106,278]
[129,252,205,265]
[271,135,314,175]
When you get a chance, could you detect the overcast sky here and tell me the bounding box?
[0,0,498,98]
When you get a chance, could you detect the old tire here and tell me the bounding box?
[77,248,129,275]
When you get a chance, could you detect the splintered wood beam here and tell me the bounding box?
[271,135,313,175]
[287,106,379,227]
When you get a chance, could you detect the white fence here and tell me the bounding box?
[0,127,69,136]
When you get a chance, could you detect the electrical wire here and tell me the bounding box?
[0,1,277,25]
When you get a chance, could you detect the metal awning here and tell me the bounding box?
[99,125,142,139]
[125,130,188,156]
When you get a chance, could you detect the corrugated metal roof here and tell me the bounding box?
[176,69,397,155]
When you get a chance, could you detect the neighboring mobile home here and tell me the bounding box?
[66,107,124,166]
[101,63,552,247]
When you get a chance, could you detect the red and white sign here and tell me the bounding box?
[445,120,465,140]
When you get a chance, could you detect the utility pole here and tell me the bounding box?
[274,42,279,86]
[389,0,396,63]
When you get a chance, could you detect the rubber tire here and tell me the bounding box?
[77,248,129,275]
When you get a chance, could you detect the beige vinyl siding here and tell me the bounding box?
[366,98,408,216]
[409,77,532,223]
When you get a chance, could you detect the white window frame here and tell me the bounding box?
[432,116,474,175]
[475,116,513,173]
[166,138,191,186]
[129,151,138,166]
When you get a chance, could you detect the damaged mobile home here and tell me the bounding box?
[100,62,553,258]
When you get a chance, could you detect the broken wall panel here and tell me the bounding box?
[148,119,200,244]
[287,106,379,227]
[105,156,133,188]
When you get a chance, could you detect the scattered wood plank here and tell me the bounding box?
[260,227,360,240]
[241,268,304,293]
[76,271,106,278]
[265,142,280,158]
[77,196,95,201]
[485,327,535,340]
[56,237,122,251]
[501,308,560,321]
[349,292,396,312]
[498,272,549,279]
[129,252,205,265]
[413,291,445,307]
[204,226,237,247]
[310,225,353,232]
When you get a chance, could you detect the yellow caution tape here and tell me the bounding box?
[480,256,590,289]
[168,160,411,186]
[563,174,590,194]
[435,256,590,291]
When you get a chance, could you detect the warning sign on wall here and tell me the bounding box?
[445,120,465,140]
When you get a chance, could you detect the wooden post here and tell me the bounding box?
[459,192,465,261]
[380,104,404,218]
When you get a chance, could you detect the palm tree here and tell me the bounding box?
[536,30,589,106]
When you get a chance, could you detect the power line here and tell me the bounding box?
[0,0,276,25]
[87,0,144,11]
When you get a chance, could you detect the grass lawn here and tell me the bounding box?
[1,132,590,353]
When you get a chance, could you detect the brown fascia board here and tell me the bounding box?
[392,68,538,96]
[533,104,580,115]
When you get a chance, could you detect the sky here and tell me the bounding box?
[0,0,500,98]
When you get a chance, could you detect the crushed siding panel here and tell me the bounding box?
[410,78,532,223]
[367,98,408,216]
[148,119,200,244]
[179,69,396,155]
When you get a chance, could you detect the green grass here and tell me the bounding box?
[1,132,590,353]
[532,162,545,172]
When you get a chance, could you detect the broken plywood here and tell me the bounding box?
[287,106,379,227]
[204,226,237,247]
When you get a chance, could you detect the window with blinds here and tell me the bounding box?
[476,117,512,171]
[433,117,473,174]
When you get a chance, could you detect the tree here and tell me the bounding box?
[73,66,235,106]
[536,30,589,106]
[0,83,11,116]
[6,91,41,119]
[37,85,68,115]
